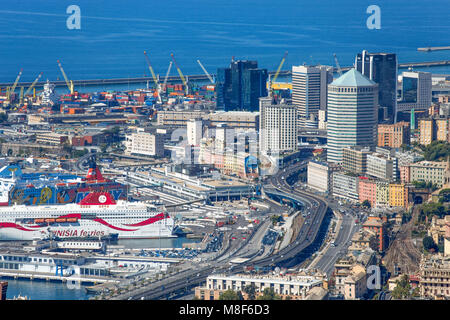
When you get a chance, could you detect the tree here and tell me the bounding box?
[361,200,371,209]
[0,112,8,123]
[423,236,437,252]
[257,288,281,300]
[219,290,242,300]
[243,284,256,300]
[369,235,379,252]
[391,275,411,300]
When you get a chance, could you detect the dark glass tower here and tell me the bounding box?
[242,68,268,112]
[355,50,397,123]
[217,59,268,112]
[216,67,232,111]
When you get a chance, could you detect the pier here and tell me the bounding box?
[418,46,450,52]
[1,60,449,89]
[0,269,117,285]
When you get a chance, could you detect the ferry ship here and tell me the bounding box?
[0,192,175,240]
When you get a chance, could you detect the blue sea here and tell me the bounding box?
[0,0,449,87]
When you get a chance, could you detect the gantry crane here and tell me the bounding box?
[20,72,43,105]
[7,68,23,102]
[333,53,343,76]
[143,51,162,103]
[197,60,214,84]
[57,60,74,94]
[171,53,188,94]
[269,51,288,96]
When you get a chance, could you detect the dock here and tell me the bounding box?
[418,46,450,52]
[0,269,118,285]
[1,60,449,89]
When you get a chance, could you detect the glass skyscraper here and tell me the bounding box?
[216,59,268,112]
[355,50,397,123]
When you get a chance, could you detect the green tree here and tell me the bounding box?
[257,288,281,300]
[369,235,379,252]
[423,236,437,252]
[0,112,8,123]
[243,284,256,300]
[391,275,411,300]
[361,200,371,209]
[219,290,242,300]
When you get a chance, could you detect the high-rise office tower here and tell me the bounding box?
[355,50,397,123]
[231,60,258,109]
[216,67,232,111]
[259,97,297,154]
[397,71,432,114]
[292,65,333,127]
[242,68,268,111]
[327,69,378,163]
[217,60,268,112]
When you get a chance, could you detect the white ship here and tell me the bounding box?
[0,192,175,240]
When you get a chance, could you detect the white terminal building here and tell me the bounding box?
[204,273,324,296]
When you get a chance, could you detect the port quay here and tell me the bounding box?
[0,60,448,88]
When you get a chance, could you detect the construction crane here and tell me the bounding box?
[162,61,173,93]
[197,60,214,84]
[7,68,23,102]
[333,53,343,76]
[170,53,188,94]
[57,60,74,94]
[20,72,43,105]
[143,51,162,103]
[269,51,288,96]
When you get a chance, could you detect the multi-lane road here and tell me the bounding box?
[115,160,350,299]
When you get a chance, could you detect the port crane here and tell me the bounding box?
[171,53,189,94]
[57,60,74,94]
[197,60,214,84]
[333,53,343,76]
[269,51,288,96]
[7,68,23,102]
[20,72,43,105]
[143,51,162,103]
[162,61,173,94]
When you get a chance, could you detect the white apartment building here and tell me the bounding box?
[186,118,203,146]
[307,160,337,193]
[366,153,398,181]
[332,172,360,202]
[124,128,164,157]
[259,97,297,155]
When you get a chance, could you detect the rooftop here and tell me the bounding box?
[331,68,376,87]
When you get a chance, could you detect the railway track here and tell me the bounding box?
[384,208,421,275]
